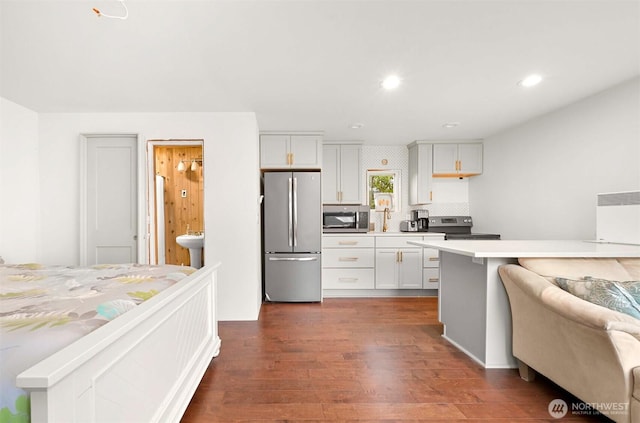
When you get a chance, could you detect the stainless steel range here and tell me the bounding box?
[426,216,500,240]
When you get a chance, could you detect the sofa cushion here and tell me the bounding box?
[618,258,640,280]
[518,257,633,281]
[555,277,640,319]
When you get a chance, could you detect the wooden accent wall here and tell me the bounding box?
[154,145,204,266]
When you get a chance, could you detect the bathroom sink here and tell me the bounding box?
[176,234,204,268]
[176,234,204,249]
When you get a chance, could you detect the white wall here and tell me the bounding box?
[0,98,40,263]
[34,112,262,321]
[470,77,640,240]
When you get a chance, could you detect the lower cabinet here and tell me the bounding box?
[322,234,443,296]
[322,236,375,290]
[374,236,423,289]
[422,247,440,289]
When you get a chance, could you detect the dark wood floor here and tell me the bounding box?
[182,298,607,422]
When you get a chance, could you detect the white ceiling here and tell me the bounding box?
[1,0,639,145]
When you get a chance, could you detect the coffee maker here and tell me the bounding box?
[411,209,429,232]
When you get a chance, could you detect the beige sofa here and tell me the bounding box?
[498,257,640,423]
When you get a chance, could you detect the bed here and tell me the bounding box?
[0,262,221,423]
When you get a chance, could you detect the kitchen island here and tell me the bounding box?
[408,239,640,369]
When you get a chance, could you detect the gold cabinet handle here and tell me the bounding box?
[338,241,358,245]
[290,153,294,165]
[338,277,359,282]
[338,257,359,262]
[428,277,439,282]
[428,257,439,261]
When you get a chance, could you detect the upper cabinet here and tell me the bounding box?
[260,133,323,169]
[408,141,433,205]
[322,143,362,204]
[432,143,483,177]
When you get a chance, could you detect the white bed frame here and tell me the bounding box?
[16,263,221,423]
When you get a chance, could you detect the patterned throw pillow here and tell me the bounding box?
[555,277,640,320]
[623,281,640,303]
[584,277,640,304]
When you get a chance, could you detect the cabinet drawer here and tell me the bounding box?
[322,248,374,268]
[323,236,374,248]
[375,236,422,248]
[323,268,375,289]
[423,248,440,267]
[423,268,440,289]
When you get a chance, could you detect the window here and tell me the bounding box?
[367,170,401,212]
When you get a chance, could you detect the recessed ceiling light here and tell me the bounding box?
[350,123,364,129]
[442,122,460,129]
[381,75,401,90]
[518,74,543,88]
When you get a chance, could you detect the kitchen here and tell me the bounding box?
[260,134,503,301]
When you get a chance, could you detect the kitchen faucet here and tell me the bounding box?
[383,207,391,232]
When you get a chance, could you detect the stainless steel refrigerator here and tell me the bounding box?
[263,171,322,302]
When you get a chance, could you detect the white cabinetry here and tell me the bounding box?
[322,236,374,289]
[322,234,443,296]
[260,133,322,169]
[322,143,362,204]
[422,238,443,289]
[408,141,433,205]
[374,236,423,289]
[433,143,483,177]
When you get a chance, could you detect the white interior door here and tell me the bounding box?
[82,135,138,265]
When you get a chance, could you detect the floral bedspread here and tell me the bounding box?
[0,263,196,422]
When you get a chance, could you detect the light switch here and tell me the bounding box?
[181,190,187,198]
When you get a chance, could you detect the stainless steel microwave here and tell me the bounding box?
[322,205,369,233]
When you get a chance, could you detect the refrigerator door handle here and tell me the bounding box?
[268,257,318,262]
[288,177,293,247]
[293,177,298,247]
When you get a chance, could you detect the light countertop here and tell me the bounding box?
[408,239,640,258]
[323,232,446,237]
